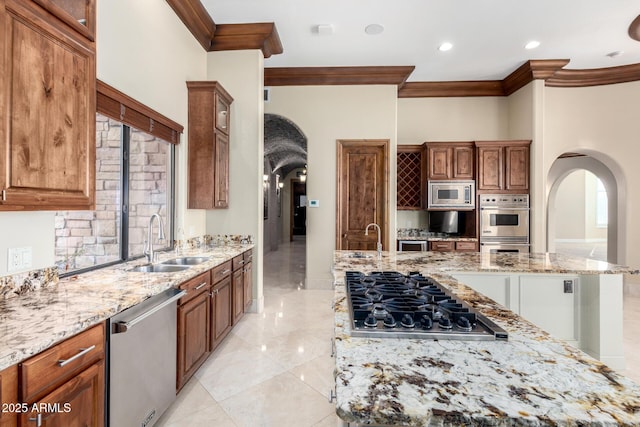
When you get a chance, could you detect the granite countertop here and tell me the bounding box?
[332,250,640,426]
[0,243,253,371]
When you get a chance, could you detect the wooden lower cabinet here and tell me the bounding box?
[429,240,478,252]
[211,275,232,351]
[177,289,210,391]
[19,323,106,427]
[232,268,244,324]
[0,365,18,427]
[455,241,478,252]
[429,241,454,252]
[243,258,253,311]
[21,360,104,427]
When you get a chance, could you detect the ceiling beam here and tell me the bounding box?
[501,59,570,95]
[398,81,504,97]
[629,14,640,41]
[264,66,416,86]
[211,23,283,58]
[165,0,216,51]
[545,63,640,87]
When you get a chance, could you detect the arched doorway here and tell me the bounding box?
[547,152,625,264]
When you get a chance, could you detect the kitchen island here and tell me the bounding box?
[332,250,640,426]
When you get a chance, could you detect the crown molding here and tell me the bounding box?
[165,0,216,51]
[265,66,415,86]
[211,23,283,58]
[501,59,570,95]
[398,81,504,97]
[630,14,640,41]
[545,63,640,87]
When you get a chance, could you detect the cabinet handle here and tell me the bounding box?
[28,413,42,426]
[328,388,337,403]
[195,282,208,291]
[58,345,96,367]
[330,338,335,358]
[222,269,231,275]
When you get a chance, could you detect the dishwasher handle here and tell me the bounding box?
[112,290,186,334]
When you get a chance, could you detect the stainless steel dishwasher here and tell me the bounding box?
[108,288,185,427]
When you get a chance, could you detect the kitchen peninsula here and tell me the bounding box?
[332,250,640,426]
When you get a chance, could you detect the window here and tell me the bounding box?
[596,178,608,228]
[55,82,182,274]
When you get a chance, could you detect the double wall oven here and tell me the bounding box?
[479,194,530,254]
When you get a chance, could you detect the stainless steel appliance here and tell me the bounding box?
[109,288,185,427]
[427,180,475,209]
[479,194,530,253]
[345,271,508,341]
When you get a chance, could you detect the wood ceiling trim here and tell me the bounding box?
[545,63,640,88]
[165,0,216,51]
[501,59,570,95]
[629,14,640,41]
[210,23,283,58]
[398,81,505,97]
[265,66,416,86]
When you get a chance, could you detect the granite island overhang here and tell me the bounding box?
[332,250,640,426]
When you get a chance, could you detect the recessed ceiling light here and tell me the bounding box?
[365,24,384,35]
[606,50,624,58]
[438,42,453,52]
[525,40,541,50]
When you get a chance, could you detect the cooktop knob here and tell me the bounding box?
[383,314,397,328]
[457,316,472,331]
[421,315,433,330]
[400,314,415,328]
[439,316,453,329]
[364,314,377,328]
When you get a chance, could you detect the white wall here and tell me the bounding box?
[0,0,206,276]
[265,86,397,289]
[544,81,640,282]
[204,50,264,309]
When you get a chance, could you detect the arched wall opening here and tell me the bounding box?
[547,152,626,265]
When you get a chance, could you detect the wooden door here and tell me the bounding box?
[0,365,18,427]
[427,145,451,180]
[452,145,474,179]
[177,292,210,390]
[336,140,388,251]
[211,276,232,351]
[476,145,504,191]
[232,268,244,324]
[21,361,104,427]
[505,145,530,191]
[243,260,253,311]
[2,1,96,211]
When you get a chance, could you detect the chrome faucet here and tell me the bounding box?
[145,213,166,263]
[365,223,382,258]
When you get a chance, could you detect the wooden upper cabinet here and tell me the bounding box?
[187,81,233,209]
[0,0,96,211]
[397,145,425,210]
[31,0,96,41]
[426,142,474,180]
[475,140,530,193]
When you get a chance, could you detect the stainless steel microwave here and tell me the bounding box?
[427,180,475,209]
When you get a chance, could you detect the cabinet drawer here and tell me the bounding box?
[232,254,245,272]
[455,241,478,252]
[212,261,232,283]
[179,271,212,305]
[243,249,253,263]
[429,241,454,252]
[20,323,105,402]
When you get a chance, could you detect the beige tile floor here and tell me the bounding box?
[156,238,640,426]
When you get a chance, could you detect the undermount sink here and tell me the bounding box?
[131,264,190,273]
[348,252,373,259]
[161,256,211,266]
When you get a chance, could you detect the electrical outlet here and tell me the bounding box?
[7,247,32,272]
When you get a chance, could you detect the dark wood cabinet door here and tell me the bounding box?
[397,145,425,210]
[452,145,474,179]
[427,146,452,180]
[177,292,210,390]
[21,361,105,427]
[505,145,530,191]
[211,276,232,351]
[477,145,504,191]
[429,241,455,252]
[1,1,95,211]
[0,365,18,427]
[214,131,229,208]
[232,268,244,324]
[243,261,253,311]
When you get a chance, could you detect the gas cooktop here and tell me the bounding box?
[345,271,508,341]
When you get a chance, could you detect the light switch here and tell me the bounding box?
[308,200,320,208]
